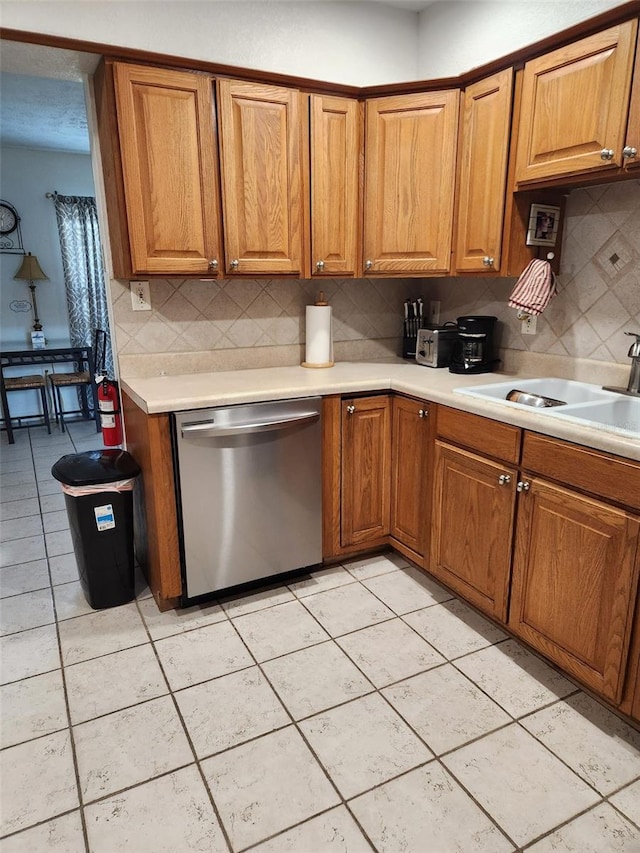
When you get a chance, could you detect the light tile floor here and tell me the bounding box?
[1,421,640,852]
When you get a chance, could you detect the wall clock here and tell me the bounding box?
[0,199,25,254]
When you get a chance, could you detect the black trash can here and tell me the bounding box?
[52,449,141,609]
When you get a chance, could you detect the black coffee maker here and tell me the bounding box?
[449,315,500,374]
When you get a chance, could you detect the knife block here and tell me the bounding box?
[402,334,417,360]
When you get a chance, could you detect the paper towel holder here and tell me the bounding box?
[302,292,335,369]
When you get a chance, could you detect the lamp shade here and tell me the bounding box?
[14,252,48,282]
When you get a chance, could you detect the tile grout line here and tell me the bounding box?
[41,468,92,853]
[131,594,236,853]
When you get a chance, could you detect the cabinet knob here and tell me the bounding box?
[316,260,325,271]
[498,474,511,486]
[208,259,218,270]
[364,260,373,270]
[600,149,615,161]
[418,409,427,418]
[623,146,638,159]
[346,405,356,415]
[230,259,239,270]
[482,256,495,267]
[517,480,531,493]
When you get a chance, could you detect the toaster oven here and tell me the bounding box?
[416,324,458,368]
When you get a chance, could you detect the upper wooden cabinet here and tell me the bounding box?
[363,90,459,276]
[310,95,360,277]
[624,30,640,172]
[109,63,223,277]
[455,68,513,273]
[217,79,305,276]
[514,20,638,184]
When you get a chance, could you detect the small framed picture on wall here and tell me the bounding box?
[526,203,561,247]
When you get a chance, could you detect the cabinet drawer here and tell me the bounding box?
[522,432,640,511]
[437,406,521,464]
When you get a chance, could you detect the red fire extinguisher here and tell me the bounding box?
[98,377,123,446]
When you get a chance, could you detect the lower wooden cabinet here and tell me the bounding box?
[390,396,432,559]
[509,476,640,703]
[341,395,391,547]
[125,383,640,720]
[430,441,516,622]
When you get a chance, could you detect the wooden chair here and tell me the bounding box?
[3,374,51,437]
[49,330,105,433]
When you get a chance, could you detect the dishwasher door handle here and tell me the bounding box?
[181,411,320,438]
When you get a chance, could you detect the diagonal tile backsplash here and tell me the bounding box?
[112,276,426,376]
[113,180,639,378]
[426,180,640,366]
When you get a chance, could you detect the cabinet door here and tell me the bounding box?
[510,478,640,702]
[363,90,459,275]
[430,442,516,621]
[623,28,640,172]
[455,69,513,273]
[113,63,222,276]
[218,79,305,275]
[341,396,391,547]
[515,21,637,184]
[310,94,360,276]
[390,397,430,557]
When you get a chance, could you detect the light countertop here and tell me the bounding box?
[122,360,640,461]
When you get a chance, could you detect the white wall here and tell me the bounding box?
[417,0,625,78]
[0,1,419,86]
[0,147,96,347]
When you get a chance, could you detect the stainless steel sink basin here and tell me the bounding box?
[454,377,640,439]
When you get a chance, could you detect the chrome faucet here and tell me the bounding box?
[626,332,640,395]
[603,331,640,397]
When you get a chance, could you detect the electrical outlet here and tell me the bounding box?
[130,280,151,312]
[521,314,537,335]
[429,300,441,325]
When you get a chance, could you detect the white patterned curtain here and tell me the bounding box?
[53,193,114,378]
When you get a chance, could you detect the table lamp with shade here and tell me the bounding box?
[14,252,49,348]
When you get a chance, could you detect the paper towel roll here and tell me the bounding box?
[302,304,334,368]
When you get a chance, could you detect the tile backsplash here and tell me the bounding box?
[426,180,640,366]
[112,276,425,377]
[113,180,639,378]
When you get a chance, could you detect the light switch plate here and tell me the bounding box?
[429,301,441,325]
[521,314,537,335]
[130,280,151,312]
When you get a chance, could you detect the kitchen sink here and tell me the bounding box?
[454,378,640,439]
[454,378,614,407]
[546,396,640,435]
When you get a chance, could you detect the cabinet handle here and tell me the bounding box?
[482,256,494,267]
[517,480,531,493]
[600,149,615,161]
[418,409,427,418]
[230,259,239,270]
[346,405,356,415]
[208,259,218,270]
[316,260,325,271]
[364,260,373,270]
[498,474,511,486]
[623,146,638,159]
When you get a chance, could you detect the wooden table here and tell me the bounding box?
[0,340,100,444]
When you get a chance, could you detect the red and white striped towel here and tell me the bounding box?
[508,259,556,316]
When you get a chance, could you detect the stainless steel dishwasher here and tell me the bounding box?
[172,397,322,601]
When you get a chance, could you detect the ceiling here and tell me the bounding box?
[0,1,436,154]
[0,42,99,154]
